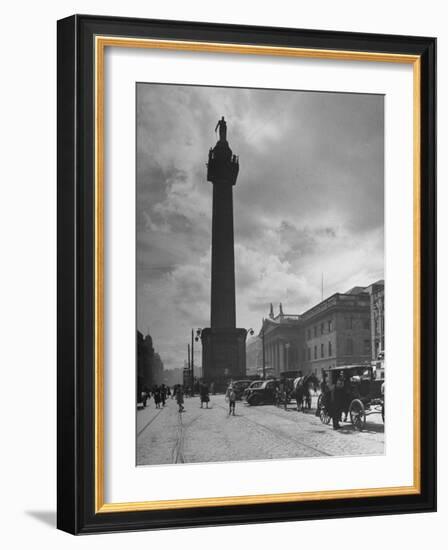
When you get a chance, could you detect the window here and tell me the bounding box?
[363,318,371,330]
[314,326,317,337]
[346,338,354,354]
[345,317,353,329]
[328,319,333,332]
[314,346,317,359]
[307,347,311,361]
[328,341,332,356]
[307,329,311,340]
[320,323,324,335]
[320,343,324,358]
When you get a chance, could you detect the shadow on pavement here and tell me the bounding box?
[337,422,384,435]
[25,510,56,528]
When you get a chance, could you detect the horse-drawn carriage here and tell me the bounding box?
[317,364,384,430]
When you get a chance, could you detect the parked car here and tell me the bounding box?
[244,379,278,406]
[231,379,252,400]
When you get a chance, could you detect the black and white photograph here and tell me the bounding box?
[136,83,385,466]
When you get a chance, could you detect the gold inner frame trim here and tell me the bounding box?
[94,35,421,514]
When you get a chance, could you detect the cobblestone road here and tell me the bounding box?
[137,394,384,466]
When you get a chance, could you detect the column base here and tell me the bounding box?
[201,327,247,391]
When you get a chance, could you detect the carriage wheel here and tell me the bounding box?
[349,399,366,431]
[320,407,331,425]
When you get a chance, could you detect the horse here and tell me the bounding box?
[293,374,319,412]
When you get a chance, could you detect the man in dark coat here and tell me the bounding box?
[331,372,346,430]
[199,382,210,409]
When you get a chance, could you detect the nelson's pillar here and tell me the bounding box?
[201,117,247,387]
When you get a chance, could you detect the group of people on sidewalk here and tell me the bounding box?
[141,384,171,409]
[140,380,242,417]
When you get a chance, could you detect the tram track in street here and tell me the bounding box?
[172,411,201,464]
[137,407,165,438]
[215,403,332,457]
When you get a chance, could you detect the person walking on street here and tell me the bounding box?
[199,382,210,409]
[175,385,185,413]
[226,383,237,416]
[153,385,161,409]
[160,384,167,407]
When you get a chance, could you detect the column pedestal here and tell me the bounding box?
[201,328,247,391]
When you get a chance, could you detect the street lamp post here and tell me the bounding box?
[190,329,195,396]
[260,319,266,380]
[186,343,191,391]
[195,328,203,383]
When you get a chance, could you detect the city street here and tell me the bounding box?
[137,394,384,465]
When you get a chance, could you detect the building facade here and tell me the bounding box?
[366,280,385,360]
[245,336,263,376]
[256,281,384,379]
[301,289,372,376]
[259,304,303,378]
[136,331,165,395]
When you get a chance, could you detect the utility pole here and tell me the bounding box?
[191,329,195,396]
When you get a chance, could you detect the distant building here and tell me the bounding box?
[137,331,154,395]
[258,281,384,379]
[259,303,303,378]
[163,367,183,387]
[152,353,164,385]
[245,336,263,376]
[136,331,164,394]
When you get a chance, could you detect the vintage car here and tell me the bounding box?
[231,379,253,400]
[244,379,278,406]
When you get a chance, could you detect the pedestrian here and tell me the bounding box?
[274,385,281,407]
[199,382,210,409]
[153,385,161,409]
[160,384,167,407]
[175,385,185,413]
[331,372,345,430]
[225,383,237,416]
[142,390,148,408]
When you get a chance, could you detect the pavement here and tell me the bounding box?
[137,394,384,466]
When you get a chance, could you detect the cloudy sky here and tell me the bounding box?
[136,83,384,370]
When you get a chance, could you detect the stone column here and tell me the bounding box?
[201,120,247,388]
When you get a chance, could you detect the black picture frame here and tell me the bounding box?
[57,14,436,534]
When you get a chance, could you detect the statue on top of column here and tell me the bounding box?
[215,116,227,142]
